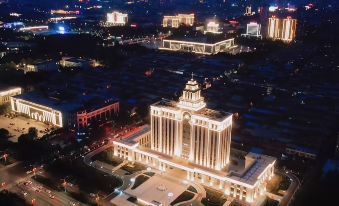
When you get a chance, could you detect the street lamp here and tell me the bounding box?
[62,179,67,192]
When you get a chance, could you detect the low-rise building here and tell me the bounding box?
[59,57,95,69]
[10,93,119,128]
[24,60,58,73]
[0,87,22,105]
[163,14,195,28]
[160,35,235,55]
[286,145,318,159]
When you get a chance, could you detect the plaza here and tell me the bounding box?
[0,115,51,142]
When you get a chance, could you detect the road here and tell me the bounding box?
[278,170,300,206]
[0,162,84,206]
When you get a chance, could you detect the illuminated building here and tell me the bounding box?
[268,16,281,40]
[242,22,262,38]
[268,16,297,42]
[281,17,297,42]
[204,21,222,34]
[18,26,49,33]
[106,11,128,26]
[163,14,195,28]
[112,79,276,203]
[50,10,80,15]
[245,6,255,16]
[0,87,21,105]
[60,57,95,69]
[160,37,235,55]
[23,60,58,73]
[11,93,119,128]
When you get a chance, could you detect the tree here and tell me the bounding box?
[27,127,38,140]
[0,128,9,139]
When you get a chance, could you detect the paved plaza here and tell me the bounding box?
[0,115,51,142]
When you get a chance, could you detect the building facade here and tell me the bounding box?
[76,102,119,128]
[242,22,262,38]
[268,16,297,42]
[0,87,21,105]
[163,14,195,28]
[11,96,63,127]
[11,95,119,128]
[112,79,276,204]
[204,21,222,34]
[160,38,235,55]
[106,11,128,26]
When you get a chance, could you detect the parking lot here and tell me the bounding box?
[0,114,51,142]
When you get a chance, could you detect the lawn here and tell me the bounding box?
[170,191,195,205]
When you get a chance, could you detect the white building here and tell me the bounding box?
[106,11,128,26]
[0,87,21,105]
[204,21,222,34]
[163,14,195,28]
[160,38,235,55]
[11,96,63,127]
[112,79,276,203]
[242,22,262,38]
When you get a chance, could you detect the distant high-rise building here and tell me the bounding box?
[245,6,255,16]
[163,14,195,28]
[281,17,297,42]
[268,16,281,39]
[268,16,297,42]
[242,22,262,38]
[106,11,128,26]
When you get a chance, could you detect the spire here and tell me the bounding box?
[191,72,194,80]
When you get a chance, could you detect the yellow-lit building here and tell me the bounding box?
[112,79,276,203]
[163,14,195,28]
[0,87,21,105]
[281,17,297,42]
[268,16,297,42]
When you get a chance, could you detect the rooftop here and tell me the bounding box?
[13,91,118,113]
[152,99,231,122]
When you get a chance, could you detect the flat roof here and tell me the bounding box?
[152,99,232,122]
[13,92,118,114]
[165,32,233,44]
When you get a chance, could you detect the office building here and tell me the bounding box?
[281,17,297,42]
[163,14,195,28]
[242,22,262,38]
[268,16,297,42]
[112,79,276,203]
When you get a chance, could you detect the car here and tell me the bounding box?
[49,194,55,199]
[22,192,28,196]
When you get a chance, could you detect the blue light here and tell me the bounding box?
[58,26,65,34]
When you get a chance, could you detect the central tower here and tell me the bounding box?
[150,78,232,170]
